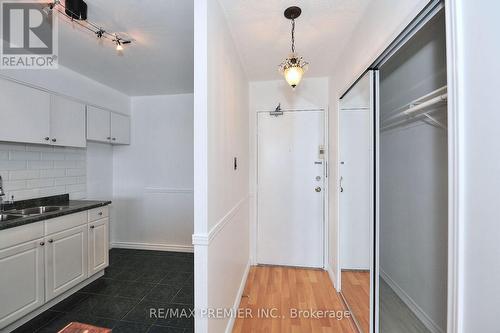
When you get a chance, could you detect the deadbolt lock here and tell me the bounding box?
[315,187,322,193]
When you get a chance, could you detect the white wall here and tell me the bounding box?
[0,66,130,201]
[450,1,500,331]
[248,78,329,266]
[112,94,194,251]
[193,0,250,331]
[86,142,113,201]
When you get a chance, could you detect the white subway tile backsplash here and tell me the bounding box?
[69,191,86,200]
[65,153,85,161]
[55,177,78,186]
[0,142,87,200]
[40,168,66,178]
[39,186,66,197]
[0,160,27,170]
[4,180,27,191]
[28,160,53,169]
[66,168,85,177]
[27,178,55,188]
[9,151,41,161]
[54,160,78,169]
[10,170,39,180]
[66,183,86,193]
[42,152,66,161]
[10,189,40,201]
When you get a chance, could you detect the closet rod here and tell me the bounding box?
[383,92,447,124]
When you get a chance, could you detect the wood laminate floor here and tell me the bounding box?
[233,266,357,333]
[341,270,370,333]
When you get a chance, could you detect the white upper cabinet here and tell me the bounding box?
[110,112,130,145]
[87,106,130,145]
[0,79,51,145]
[86,106,111,143]
[50,95,86,148]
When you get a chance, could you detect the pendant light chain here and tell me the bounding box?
[279,6,308,88]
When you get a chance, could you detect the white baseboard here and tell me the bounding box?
[380,269,444,333]
[111,241,194,253]
[225,261,251,333]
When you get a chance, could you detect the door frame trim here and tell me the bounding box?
[254,108,329,269]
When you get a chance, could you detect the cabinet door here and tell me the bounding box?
[0,79,51,145]
[45,225,88,302]
[86,106,111,143]
[88,218,109,275]
[110,112,130,144]
[0,239,44,329]
[50,95,86,148]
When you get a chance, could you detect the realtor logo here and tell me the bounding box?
[1,1,58,68]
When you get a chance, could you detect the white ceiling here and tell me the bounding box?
[218,0,371,81]
[54,0,193,96]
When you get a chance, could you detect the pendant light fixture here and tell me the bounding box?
[279,6,308,88]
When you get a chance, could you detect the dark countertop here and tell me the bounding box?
[0,194,111,231]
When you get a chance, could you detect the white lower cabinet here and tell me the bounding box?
[88,218,109,275]
[45,225,88,302]
[0,239,45,329]
[0,207,109,329]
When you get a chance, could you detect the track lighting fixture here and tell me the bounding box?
[44,0,133,53]
[279,6,308,88]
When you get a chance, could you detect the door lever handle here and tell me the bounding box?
[340,176,344,193]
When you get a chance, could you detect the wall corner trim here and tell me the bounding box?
[192,194,250,246]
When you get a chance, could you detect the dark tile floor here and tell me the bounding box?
[12,249,194,333]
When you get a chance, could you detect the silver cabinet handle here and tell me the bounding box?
[90,225,95,229]
[48,239,54,243]
[315,187,322,193]
[340,176,344,193]
[44,137,50,141]
[51,138,57,143]
[98,212,103,216]
[107,137,111,140]
[112,138,116,141]
[40,241,45,246]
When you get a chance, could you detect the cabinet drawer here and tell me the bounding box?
[88,206,109,222]
[0,223,44,250]
[44,212,87,236]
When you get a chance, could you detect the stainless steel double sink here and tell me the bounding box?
[0,206,66,222]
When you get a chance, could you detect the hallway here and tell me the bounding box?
[233,266,356,333]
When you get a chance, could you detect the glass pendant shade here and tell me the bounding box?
[279,7,309,88]
[284,65,304,88]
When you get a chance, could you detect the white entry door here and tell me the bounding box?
[257,110,325,268]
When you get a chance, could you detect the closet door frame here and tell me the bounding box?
[338,1,463,333]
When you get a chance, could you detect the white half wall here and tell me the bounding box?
[193,0,250,332]
[112,94,194,252]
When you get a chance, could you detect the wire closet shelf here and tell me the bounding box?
[381,86,447,131]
